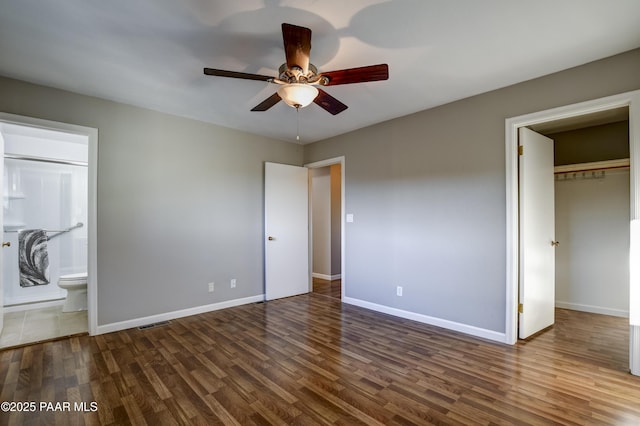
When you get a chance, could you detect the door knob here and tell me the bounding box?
[2,241,10,247]
[551,240,559,247]
[268,236,275,241]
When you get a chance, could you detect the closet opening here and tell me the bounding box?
[531,108,630,321]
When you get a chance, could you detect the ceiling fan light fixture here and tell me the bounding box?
[277,83,318,108]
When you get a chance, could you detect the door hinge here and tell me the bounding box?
[518,303,523,313]
[518,145,523,156]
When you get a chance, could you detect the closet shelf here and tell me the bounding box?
[554,158,630,174]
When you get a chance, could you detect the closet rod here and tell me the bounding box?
[554,158,629,175]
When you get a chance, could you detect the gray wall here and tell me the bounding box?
[304,48,640,333]
[552,121,629,165]
[311,167,331,277]
[330,164,341,276]
[0,76,302,326]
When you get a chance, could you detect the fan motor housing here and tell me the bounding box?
[278,63,327,85]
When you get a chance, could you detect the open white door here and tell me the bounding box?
[519,127,556,338]
[0,132,4,335]
[265,162,309,301]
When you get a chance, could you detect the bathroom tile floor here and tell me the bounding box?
[0,305,87,349]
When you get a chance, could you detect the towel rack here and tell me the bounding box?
[4,222,84,240]
[47,222,84,240]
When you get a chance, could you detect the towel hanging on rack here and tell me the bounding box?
[18,229,50,287]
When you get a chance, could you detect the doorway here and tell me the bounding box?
[306,157,345,300]
[537,115,630,317]
[518,117,630,339]
[505,89,640,374]
[310,164,342,299]
[0,113,98,346]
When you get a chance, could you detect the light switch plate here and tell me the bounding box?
[346,214,354,223]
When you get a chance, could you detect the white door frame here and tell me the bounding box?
[0,113,98,336]
[505,89,640,373]
[305,156,346,300]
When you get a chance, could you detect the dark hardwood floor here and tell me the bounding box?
[312,278,341,299]
[1,294,638,425]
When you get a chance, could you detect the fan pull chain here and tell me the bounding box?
[296,106,301,142]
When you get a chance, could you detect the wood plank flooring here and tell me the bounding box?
[1,294,638,425]
[312,278,341,299]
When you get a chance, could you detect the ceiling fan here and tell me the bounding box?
[204,23,389,115]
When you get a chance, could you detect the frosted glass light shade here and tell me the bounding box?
[277,84,319,108]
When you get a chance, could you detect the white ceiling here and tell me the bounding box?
[1,1,639,144]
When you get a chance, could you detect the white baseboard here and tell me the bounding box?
[555,301,629,318]
[342,297,508,343]
[312,273,341,281]
[96,294,265,335]
[4,299,65,313]
[5,292,67,306]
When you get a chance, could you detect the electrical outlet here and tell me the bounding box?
[208,282,214,292]
[231,279,236,288]
[396,286,403,296]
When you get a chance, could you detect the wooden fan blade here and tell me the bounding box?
[282,23,311,74]
[204,68,273,82]
[313,89,348,115]
[251,92,282,111]
[319,64,389,86]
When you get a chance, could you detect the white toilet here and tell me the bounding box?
[58,272,88,312]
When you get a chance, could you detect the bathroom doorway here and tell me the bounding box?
[0,114,97,348]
